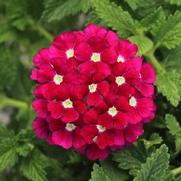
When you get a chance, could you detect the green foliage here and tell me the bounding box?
[139,7,166,33]
[20,150,49,181]
[164,45,181,69]
[143,133,163,149]
[90,164,107,181]
[42,0,91,22]
[156,70,181,106]
[154,11,181,49]
[90,162,128,181]
[0,48,18,90]
[92,0,140,37]
[134,145,169,181]
[113,142,148,176]
[128,35,153,55]
[0,0,181,180]
[165,114,181,153]
[0,138,18,171]
[165,0,181,5]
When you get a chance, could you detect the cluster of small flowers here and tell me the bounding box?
[31,24,156,160]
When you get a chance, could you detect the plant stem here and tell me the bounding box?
[28,17,53,42]
[171,166,181,176]
[145,50,165,73]
[35,22,53,42]
[0,94,28,110]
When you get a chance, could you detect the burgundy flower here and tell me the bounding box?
[31,24,156,160]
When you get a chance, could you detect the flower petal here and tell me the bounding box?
[52,130,73,149]
[80,125,98,144]
[141,63,156,83]
[114,112,128,129]
[47,101,64,119]
[87,92,103,106]
[32,99,48,118]
[86,144,109,160]
[62,108,79,123]
[83,109,98,124]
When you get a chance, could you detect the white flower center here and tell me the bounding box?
[129,96,137,107]
[96,125,106,132]
[62,99,73,108]
[117,55,125,63]
[115,76,125,86]
[139,73,142,79]
[108,106,118,117]
[66,49,74,59]
[91,53,101,62]
[93,136,98,143]
[88,83,97,93]
[53,74,63,85]
[65,123,76,132]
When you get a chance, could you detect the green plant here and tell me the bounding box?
[0,0,181,180]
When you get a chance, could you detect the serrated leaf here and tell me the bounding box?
[125,0,167,18]
[155,11,181,49]
[139,7,165,33]
[164,45,181,70]
[20,150,49,181]
[0,138,18,171]
[165,114,181,136]
[129,35,153,55]
[165,114,181,152]
[156,70,181,106]
[113,143,148,176]
[92,0,138,37]
[101,161,129,181]
[89,163,107,181]
[42,0,91,22]
[134,144,169,181]
[90,162,128,181]
[143,133,163,149]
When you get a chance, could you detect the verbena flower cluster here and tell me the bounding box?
[31,24,156,160]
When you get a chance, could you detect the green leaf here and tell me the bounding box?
[0,48,18,90]
[134,144,170,181]
[165,0,181,5]
[164,45,181,70]
[20,150,49,181]
[125,0,167,18]
[0,138,18,171]
[155,11,181,49]
[90,163,107,181]
[90,162,128,181]
[0,124,14,139]
[92,0,138,37]
[139,7,165,33]
[165,114,181,136]
[128,35,153,55]
[101,161,129,181]
[113,143,147,176]
[42,0,91,22]
[156,70,181,107]
[165,114,181,152]
[143,133,163,149]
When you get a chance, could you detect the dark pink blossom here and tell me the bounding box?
[31,24,156,160]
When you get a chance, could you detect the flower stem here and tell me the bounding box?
[145,49,165,73]
[171,166,181,176]
[0,94,28,110]
[27,17,53,42]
